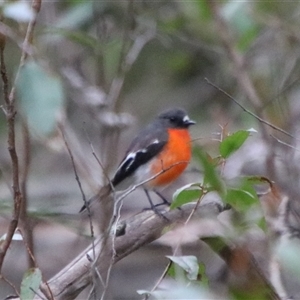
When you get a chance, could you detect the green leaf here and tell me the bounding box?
[193,147,225,196]
[202,236,228,254]
[167,261,176,279]
[219,130,250,158]
[20,268,42,300]
[171,183,203,210]
[225,179,259,212]
[198,262,209,286]
[167,255,199,281]
[17,60,65,137]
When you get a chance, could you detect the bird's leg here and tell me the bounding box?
[143,188,156,209]
[143,188,168,219]
[153,189,170,207]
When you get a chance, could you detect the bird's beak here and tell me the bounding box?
[184,118,196,126]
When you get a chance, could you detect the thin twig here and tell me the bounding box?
[207,1,261,111]
[143,262,172,300]
[100,200,124,300]
[0,0,41,271]
[17,228,36,267]
[116,161,189,205]
[20,122,35,268]
[0,34,22,272]
[29,202,223,300]
[0,274,20,297]
[9,0,41,105]
[60,128,96,259]
[205,78,295,139]
[83,126,112,190]
[16,229,54,300]
[270,134,300,151]
[0,21,34,55]
[107,27,156,111]
[29,288,47,300]
[144,190,207,299]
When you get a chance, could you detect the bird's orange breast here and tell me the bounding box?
[148,129,192,187]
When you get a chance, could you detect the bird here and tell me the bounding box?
[80,108,195,212]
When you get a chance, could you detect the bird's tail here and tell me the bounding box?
[79,184,112,213]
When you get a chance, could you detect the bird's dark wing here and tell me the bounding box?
[111,123,168,187]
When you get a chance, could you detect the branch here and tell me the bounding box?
[205,78,295,140]
[0,0,41,271]
[107,27,156,111]
[207,1,261,111]
[206,1,273,142]
[30,202,224,300]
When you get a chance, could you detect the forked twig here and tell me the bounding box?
[0,0,41,271]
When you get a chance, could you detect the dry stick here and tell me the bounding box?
[95,162,189,300]
[143,191,207,300]
[270,134,300,151]
[83,126,113,193]
[9,0,41,104]
[0,21,34,55]
[0,0,41,271]
[1,274,20,297]
[0,35,23,271]
[116,161,189,205]
[30,202,223,300]
[29,288,47,300]
[20,122,35,268]
[17,228,36,269]
[60,130,96,257]
[100,200,124,300]
[205,78,295,140]
[83,128,118,300]
[103,27,155,178]
[206,0,277,148]
[107,27,156,111]
[17,229,53,300]
[207,1,261,110]
[18,0,41,267]
[75,161,189,299]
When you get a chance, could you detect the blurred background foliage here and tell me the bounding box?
[1,0,300,299]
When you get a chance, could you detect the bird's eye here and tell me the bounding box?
[169,117,176,122]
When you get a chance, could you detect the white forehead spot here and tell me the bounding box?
[152,139,159,144]
[183,115,190,122]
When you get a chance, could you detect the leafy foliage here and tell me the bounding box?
[219,130,250,159]
[0,0,299,299]
[171,183,203,210]
[17,60,65,137]
[20,268,42,300]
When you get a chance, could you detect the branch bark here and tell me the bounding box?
[32,202,224,300]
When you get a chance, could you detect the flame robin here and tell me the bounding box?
[80,108,195,212]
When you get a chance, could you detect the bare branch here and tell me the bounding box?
[207,1,261,111]
[0,0,41,271]
[205,78,295,140]
[30,202,224,300]
[107,27,156,110]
